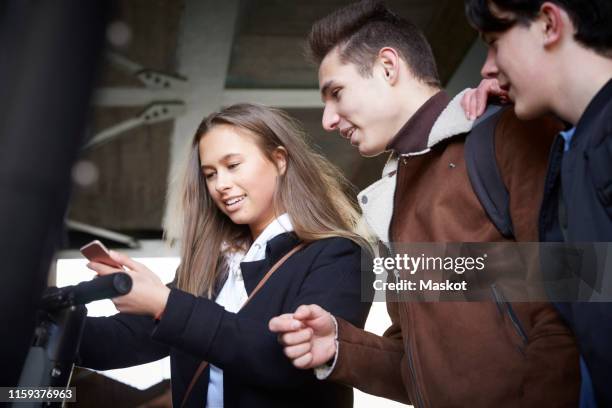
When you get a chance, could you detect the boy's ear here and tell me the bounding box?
[378,47,401,84]
[539,2,567,47]
[273,147,288,175]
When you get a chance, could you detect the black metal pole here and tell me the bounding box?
[0,0,109,386]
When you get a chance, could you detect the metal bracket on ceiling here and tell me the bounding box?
[86,52,188,149]
[84,102,185,149]
[104,51,188,92]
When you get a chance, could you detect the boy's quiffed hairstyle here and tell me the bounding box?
[465,0,612,56]
[307,0,440,87]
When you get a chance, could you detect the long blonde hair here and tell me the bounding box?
[175,103,370,297]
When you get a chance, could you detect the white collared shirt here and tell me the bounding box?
[206,214,293,407]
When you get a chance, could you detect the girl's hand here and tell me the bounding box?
[87,251,170,318]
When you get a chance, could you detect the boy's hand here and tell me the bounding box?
[461,78,510,120]
[269,304,337,369]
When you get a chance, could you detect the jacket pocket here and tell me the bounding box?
[491,284,528,353]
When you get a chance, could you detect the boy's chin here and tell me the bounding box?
[358,143,386,158]
[513,101,546,121]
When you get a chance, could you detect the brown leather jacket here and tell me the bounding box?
[329,91,580,408]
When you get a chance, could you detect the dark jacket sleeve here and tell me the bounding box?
[78,313,170,370]
[150,237,370,390]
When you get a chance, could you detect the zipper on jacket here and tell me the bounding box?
[491,284,528,347]
[404,303,426,408]
[385,155,425,407]
[406,347,426,408]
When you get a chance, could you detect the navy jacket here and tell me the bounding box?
[539,79,612,406]
[78,233,372,407]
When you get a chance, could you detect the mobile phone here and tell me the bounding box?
[80,240,123,269]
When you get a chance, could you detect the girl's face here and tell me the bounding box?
[199,124,285,239]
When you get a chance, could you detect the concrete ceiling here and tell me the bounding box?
[226,0,475,88]
[66,0,480,247]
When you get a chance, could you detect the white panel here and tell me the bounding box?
[223,89,322,108]
[164,0,240,241]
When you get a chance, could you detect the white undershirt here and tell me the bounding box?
[206,214,293,407]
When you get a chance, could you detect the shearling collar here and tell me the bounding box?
[387,89,475,158]
[387,90,450,153]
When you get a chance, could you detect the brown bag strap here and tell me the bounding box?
[181,242,305,407]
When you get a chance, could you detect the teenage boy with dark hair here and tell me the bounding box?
[269,1,580,406]
[463,0,612,405]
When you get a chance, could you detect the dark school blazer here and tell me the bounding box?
[77,233,372,407]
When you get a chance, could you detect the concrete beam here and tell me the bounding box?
[222,89,322,108]
[92,87,182,107]
[93,88,322,109]
[163,0,240,240]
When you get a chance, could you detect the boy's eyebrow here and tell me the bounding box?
[320,80,336,100]
[200,153,241,169]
